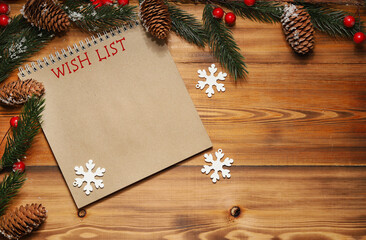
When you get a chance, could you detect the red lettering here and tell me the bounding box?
[110,42,118,56]
[96,49,107,62]
[77,52,91,68]
[51,64,66,78]
[104,45,111,57]
[65,62,72,74]
[70,58,79,73]
[116,38,126,51]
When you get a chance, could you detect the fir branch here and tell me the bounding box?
[216,0,282,24]
[167,3,207,47]
[0,171,26,216]
[0,15,53,83]
[296,1,364,37]
[203,4,247,80]
[63,1,137,33]
[0,96,45,170]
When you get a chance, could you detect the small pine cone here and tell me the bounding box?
[0,79,45,107]
[281,4,314,54]
[139,0,172,39]
[22,0,70,33]
[0,204,47,240]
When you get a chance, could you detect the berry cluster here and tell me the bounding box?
[343,15,365,44]
[213,7,235,25]
[212,0,256,26]
[0,1,10,27]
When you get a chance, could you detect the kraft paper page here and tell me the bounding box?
[19,25,212,208]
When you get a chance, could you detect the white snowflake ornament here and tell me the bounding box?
[196,64,227,98]
[201,149,233,183]
[73,160,106,196]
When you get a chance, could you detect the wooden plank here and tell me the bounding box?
[2,166,365,239]
[6,3,366,68]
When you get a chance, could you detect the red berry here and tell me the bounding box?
[225,12,236,26]
[13,161,25,173]
[0,14,9,27]
[343,15,355,28]
[212,7,224,19]
[10,116,19,128]
[0,2,9,15]
[244,0,256,6]
[353,32,365,44]
[117,0,129,6]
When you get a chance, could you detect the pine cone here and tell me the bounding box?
[281,4,314,55]
[0,79,45,107]
[22,0,70,33]
[139,0,172,39]
[0,203,47,240]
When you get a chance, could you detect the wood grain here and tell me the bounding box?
[0,0,365,239]
[1,166,366,239]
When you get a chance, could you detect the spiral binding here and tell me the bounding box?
[18,21,139,78]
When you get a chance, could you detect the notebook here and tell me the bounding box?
[18,22,212,208]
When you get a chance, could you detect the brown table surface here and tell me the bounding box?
[1,1,366,239]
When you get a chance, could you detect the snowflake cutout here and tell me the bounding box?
[201,149,234,183]
[196,64,227,98]
[73,160,106,196]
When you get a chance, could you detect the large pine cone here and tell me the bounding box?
[281,4,314,54]
[22,0,70,33]
[139,0,172,39]
[0,79,45,107]
[0,203,47,240]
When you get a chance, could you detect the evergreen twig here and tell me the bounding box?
[167,3,207,47]
[203,4,247,80]
[176,0,364,38]
[0,171,26,216]
[0,15,53,83]
[296,1,365,37]
[0,96,45,170]
[63,0,137,33]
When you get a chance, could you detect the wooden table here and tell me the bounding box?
[1,1,366,239]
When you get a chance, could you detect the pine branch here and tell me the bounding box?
[296,1,365,37]
[0,171,26,216]
[203,4,247,80]
[167,3,207,47]
[0,96,45,170]
[0,15,53,83]
[63,0,137,33]
[216,0,282,23]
